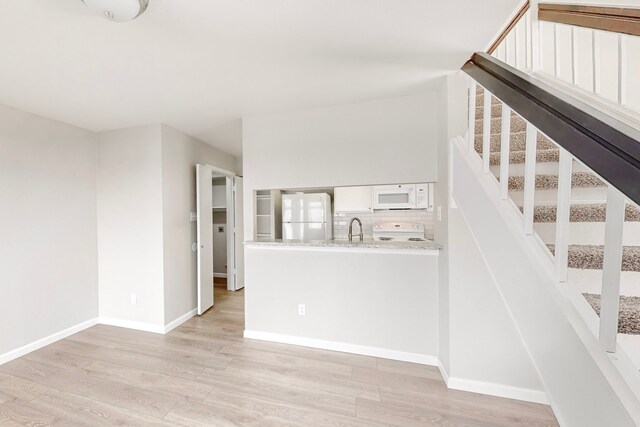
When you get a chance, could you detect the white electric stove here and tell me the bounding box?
[372,223,427,242]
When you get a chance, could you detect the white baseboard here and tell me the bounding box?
[98,317,165,334]
[164,309,197,333]
[437,359,450,384]
[0,318,98,365]
[214,273,227,278]
[1,308,200,367]
[446,376,549,405]
[243,330,438,366]
[245,330,549,405]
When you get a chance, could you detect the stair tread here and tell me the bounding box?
[508,171,605,191]
[584,293,640,335]
[474,131,556,153]
[486,148,559,165]
[475,115,527,135]
[521,203,640,223]
[547,244,640,272]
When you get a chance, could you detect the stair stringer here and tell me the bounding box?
[451,139,640,427]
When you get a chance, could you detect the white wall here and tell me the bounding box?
[242,92,439,240]
[97,125,165,327]
[437,72,545,401]
[160,125,237,324]
[0,104,98,357]
[452,140,638,425]
[434,76,451,373]
[448,210,545,394]
[245,246,439,360]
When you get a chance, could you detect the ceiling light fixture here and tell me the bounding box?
[82,0,149,23]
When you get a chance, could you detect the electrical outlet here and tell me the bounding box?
[131,294,137,305]
[298,304,306,316]
[190,212,198,222]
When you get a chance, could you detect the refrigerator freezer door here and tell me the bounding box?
[282,194,328,223]
[283,223,328,240]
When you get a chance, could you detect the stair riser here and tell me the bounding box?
[534,222,640,246]
[569,269,640,297]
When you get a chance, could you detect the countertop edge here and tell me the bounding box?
[244,239,442,253]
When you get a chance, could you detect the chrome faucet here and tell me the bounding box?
[348,217,363,242]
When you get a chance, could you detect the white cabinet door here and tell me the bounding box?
[334,186,372,213]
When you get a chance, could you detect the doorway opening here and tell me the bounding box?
[196,164,244,315]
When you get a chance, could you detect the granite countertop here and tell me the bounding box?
[245,238,442,251]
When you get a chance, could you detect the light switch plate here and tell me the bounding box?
[437,206,442,221]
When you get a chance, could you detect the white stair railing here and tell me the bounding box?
[467,82,639,361]
[491,3,640,123]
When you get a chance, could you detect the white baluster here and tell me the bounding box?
[523,123,538,234]
[554,148,573,282]
[525,10,532,71]
[483,88,492,174]
[553,23,559,77]
[570,26,578,85]
[531,4,541,73]
[618,34,627,106]
[500,105,511,199]
[599,186,626,353]
[514,20,520,69]
[592,30,600,95]
[469,81,477,153]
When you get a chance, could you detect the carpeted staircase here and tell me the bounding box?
[475,86,640,335]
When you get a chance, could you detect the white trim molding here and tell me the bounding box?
[98,317,165,334]
[246,329,550,405]
[0,318,98,365]
[446,376,549,405]
[164,309,197,333]
[1,308,200,366]
[243,330,439,366]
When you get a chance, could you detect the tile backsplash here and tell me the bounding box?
[333,210,434,241]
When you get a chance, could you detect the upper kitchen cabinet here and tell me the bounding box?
[334,186,372,213]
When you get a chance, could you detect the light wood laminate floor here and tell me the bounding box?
[0,288,559,426]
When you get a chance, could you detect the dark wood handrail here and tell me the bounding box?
[487,1,530,54]
[463,53,640,206]
[539,3,640,37]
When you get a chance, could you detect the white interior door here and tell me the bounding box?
[233,177,245,290]
[197,164,214,315]
[225,176,236,292]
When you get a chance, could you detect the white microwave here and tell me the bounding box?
[372,183,433,210]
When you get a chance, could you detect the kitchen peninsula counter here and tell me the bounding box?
[245,238,441,253]
[244,237,440,364]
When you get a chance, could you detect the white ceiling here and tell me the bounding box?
[0,0,520,156]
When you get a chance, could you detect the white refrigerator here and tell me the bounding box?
[282,193,333,240]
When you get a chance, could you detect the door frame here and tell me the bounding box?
[200,164,241,294]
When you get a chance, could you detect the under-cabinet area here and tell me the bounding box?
[252,182,435,242]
